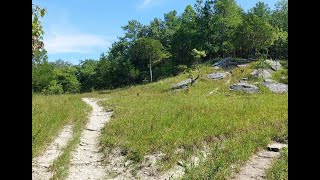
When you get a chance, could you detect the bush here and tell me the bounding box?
[43,80,63,95]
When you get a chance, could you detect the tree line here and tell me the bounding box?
[32,0,288,94]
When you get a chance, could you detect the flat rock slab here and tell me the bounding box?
[213,57,232,67]
[237,64,249,67]
[207,72,227,80]
[263,82,288,93]
[230,83,259,93]
[172,78,192,89]
[265,60,283,71]
[213,57,256,68]
[264,79,277,83]
[251,69,274,79]
[267,143,288,152]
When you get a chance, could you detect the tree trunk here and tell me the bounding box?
[149,59,153,82]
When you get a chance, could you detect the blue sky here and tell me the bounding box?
[33,0,279,64]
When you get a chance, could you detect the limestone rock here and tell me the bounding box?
[230,83,259,93]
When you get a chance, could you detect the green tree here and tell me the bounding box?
[271,0,288,31]
[77,59,98,92]
[32,49,48,65]
[122,20,144,42]
[32,62,55,93]
[236,13,277,57]
[147,18,165,42]
[194,0,217,57]
[250,2,271,22]
[130,38,169,82]
[191,48,206,78]
[269,0,288,59]
[162,10,181,49]
[171,5,198,66]
[32,4,47,60]
[52,60,80,93]
[212,0,243,57]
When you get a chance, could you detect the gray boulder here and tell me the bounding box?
[250,69,274,79]
[265,60,283,71]
[207,72,227,80]
[213,57,256,68]
[172,78,192,89]
[230,83,259,93]
[213,57,232,67]
[237,64,249,67]
[264,79,277,83]
[263,82,288,93]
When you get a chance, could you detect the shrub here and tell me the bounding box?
[43,80,63,95]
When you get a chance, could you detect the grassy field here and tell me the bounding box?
[32,94,91,178]
[266,148,288,180]
[93,62,288,178]
[32,61,287,179]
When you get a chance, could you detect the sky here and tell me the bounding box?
[33,0,279,65]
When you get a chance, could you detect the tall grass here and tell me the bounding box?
[95,63,287,177]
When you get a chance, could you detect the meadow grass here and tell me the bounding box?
[32,94,91,179]
[272,69,288,84]
[32,61,287,179]
[266,148,288,180]
[93,63,288,178]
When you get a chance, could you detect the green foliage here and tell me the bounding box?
[32,62,55,93]
[53,60,80,93]
[250,2,271,21]
[32,4,47,59]
[43,80,64,95]
[171,5,198,66]
[33,49,48,64]
[77,59,98,92]
[212,0,243,57]
[191,48,206,75]
[272,69,288,84]
[236,13,277,57]
[122,20,144,42]
[130,37,170,82]
[270,0,288,32]
[191,48,206,59]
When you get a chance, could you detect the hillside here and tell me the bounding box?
[32,58,288,179]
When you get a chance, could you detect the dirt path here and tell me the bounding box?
[67,98,112,180]
[230,142,287,180]
[32,125,73,180]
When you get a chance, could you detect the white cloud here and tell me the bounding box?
[44,32,109,54]
[138,0,157,9]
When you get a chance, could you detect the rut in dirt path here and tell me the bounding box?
[67,98,112,180]
[230,142,287,180]
[32,125,73,180]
